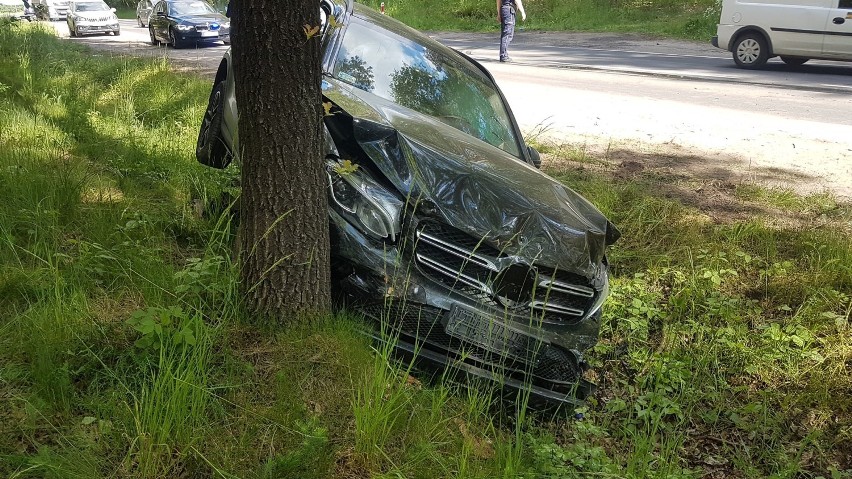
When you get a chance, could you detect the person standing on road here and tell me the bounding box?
[498,0,525,62]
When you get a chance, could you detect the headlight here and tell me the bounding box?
[326,158,402,242]
[176,24,193,30]
[222,21,229,28]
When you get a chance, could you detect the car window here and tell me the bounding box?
[840,0,852,7]
[168,0,214,15]
[72,1,108,11]
[333,20,521,157]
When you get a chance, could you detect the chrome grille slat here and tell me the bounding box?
[415,254,494,295]
[416,230,498,271]
[538,278,595,298]
[530,300,584,316]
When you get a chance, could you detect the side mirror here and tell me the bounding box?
[527,145,541,169]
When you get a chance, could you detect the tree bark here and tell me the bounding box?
[231,0,331,319]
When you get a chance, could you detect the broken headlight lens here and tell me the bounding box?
[326,159,403,242]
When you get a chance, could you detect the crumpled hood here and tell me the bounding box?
[323,78,616,279]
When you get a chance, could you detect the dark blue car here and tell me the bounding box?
[148,0,230,48]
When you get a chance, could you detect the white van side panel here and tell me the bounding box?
[718,0,832,55]
[722,0,837,56]
[822,1,852,57]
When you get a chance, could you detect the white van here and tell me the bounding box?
[713,0,852,68]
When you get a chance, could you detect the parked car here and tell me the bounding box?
[136,0,153,27]
[195,0,620,407]
[66,0,119,36]
[148,0,229,48]
[713,0,852,68]
[0,0,36,21]
[33,0,69,19]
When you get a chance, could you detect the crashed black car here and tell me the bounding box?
[195,0,619,406]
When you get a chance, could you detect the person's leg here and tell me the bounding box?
[499,4,514,61]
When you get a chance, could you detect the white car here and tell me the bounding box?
[713,0,852,68]
[66,0,119,36]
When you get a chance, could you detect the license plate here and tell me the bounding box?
[201,30,218,37]
[445,306,527,360]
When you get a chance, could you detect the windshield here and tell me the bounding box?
[72,1,108,11]
[332,20,521,157]
[169,0,214,16]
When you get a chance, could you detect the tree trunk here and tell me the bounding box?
[231,0,331,319]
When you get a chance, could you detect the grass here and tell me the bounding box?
[112,6,136,20]
[358,0,721,41]
[1,20,851,478]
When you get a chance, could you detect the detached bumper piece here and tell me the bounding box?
[357,302,594,407]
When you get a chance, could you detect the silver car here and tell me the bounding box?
[135,0,153,27]
[66,0,119,36]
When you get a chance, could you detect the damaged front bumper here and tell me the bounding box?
[331,210,607,406]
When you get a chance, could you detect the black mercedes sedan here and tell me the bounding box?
[195,0,621,408]
[148,0,229,48]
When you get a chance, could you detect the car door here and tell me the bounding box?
[765,0,832,56]
[822,0,852,57]
[151,1,166,39]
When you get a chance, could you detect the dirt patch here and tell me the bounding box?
[542,140,851,226]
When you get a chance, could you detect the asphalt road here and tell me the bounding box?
[53,19,852,198]
[431,31,852,94]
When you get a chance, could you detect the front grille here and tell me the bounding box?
[195,24,209,31]
[357,302,582,393]
[413,221,599,324]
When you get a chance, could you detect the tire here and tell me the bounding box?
[780,56,808,66]
[113,29,120,36]
[196,80,230,169]
[732,33,769,69]
[149,26,159,45]
[168,27,182,48]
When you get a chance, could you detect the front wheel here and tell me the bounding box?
[113,29,120,36]
[732,33,769,69]
[168,27,182,48]
[196,80,230,169]
[780,56,808,66]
